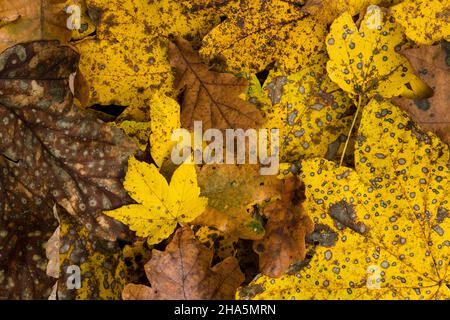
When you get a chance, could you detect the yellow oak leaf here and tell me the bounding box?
[391,0,450,45]
[326,8,432,100]
[200,0,327,73]
[105,157,208,245]
[261,60,355,163]
[238,99,450,300]
[74,0,222,109]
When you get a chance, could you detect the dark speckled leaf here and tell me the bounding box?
[0,41,136,299]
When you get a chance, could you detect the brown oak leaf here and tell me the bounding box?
[393,44,450,145]
[0,0,70,53]
[168,38,264,130]
[0,41,136,299]
[122,227,244,300]
[253,178,314,277]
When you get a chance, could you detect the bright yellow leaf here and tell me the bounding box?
[261,60,354,163]
[200,0,327,73]
[149,94,181,167]
[391,0,450,45]
[74,0,222,110]
[238,99,450,300]
[105,157,207,245]
[326,8,432,100]
[113,121,151,151]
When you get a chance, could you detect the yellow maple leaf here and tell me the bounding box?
[326,7,432,100]
[200,0,327,73]
[238,99,450,300]
[105,157,207,245]
[261,59,354,163]
[390,0,450,45]
[74,0,222,110]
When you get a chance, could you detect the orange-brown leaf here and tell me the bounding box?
[253,178,314,277]
[122,227,244,300]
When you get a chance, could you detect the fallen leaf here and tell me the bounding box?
[200,0,327,73]
[58,211,128,300]
[391,0,450,45]
[0,41,135,298]
[169,38,263,130]
[122,227,244,299]
[105,157,208,245]
[238,99,449,299]
[194,164,281,240]
[253,178,314,277]
[74,0,223,110]
[0,0,70,53]
[393,44,450,145]
[326,8,432,100]
[195,226,238,261]
[302,0,401,24]
[261,59,355,163]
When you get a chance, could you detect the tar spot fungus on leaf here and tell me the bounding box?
[390,0,450,45]
[238,99,449,300]
[105,157,208,245]
[261,59,355,163]
[326,7,432,100]
[122,227,245,300]
[200,0,328,73]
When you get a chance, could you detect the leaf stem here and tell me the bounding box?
[339,95,363,167]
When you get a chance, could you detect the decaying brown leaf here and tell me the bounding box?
[169,38,264,130]
[0,0,70,53]
[253,178,314,278]
[0,41,135,299]
[122,227,244,300]
[193,164,281,240]
[393,44,450,145]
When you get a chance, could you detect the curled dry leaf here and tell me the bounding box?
[0,41,135,298]
[393,44,450,145]
[0,0,70,53]
[253,178,314,278]
[169,38,263,131]
[122,227,244,300]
